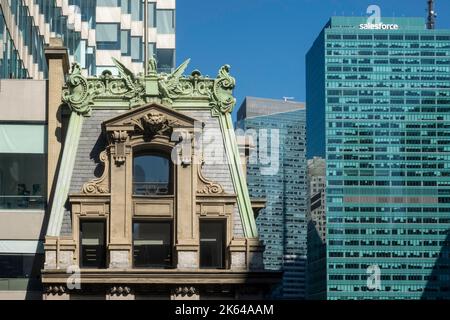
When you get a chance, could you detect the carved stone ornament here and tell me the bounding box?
[62,63,94,116]
[109,130,129,166]
[197,160,225,194]
[174,286,197,297]
[110,286,131,296]
[82,150,110,194]
[45,285,67,295]
[62,58,237,114]
[129,112,177,140]
[209,65,237,115]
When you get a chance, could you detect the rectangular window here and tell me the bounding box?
[147,3,156,28]
[133,221,172,268]
[121,30,130,55]
[0,124,46,210]
[0,254,44,291]
[131,0,142,21]
[131,36,142,61]
[157,10,175,34]
[96,23,120,50]
[80,221,106,268]
[156,48,174,73]
[200,220,226,269]
[97,0,119,6]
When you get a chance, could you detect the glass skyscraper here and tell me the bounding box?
[0,0,175,79]
[307,17,450,299]
[237,97,308,299]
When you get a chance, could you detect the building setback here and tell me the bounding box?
[237,97,308,299]
[0,0,176,78]
[307,16,450,299]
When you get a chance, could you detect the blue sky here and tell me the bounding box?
[176,0,450,119]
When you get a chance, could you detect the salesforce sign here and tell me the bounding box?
[360,5,399,30]
[359,23,399,30]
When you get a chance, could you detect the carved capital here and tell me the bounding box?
[108,130,130,166]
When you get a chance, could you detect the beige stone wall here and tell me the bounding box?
[0,80,47,121]
[0,211,45,240]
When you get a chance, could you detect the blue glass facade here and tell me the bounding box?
[237,97,308,299]
[307,17,450,299]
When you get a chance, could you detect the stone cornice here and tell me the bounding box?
[62,59,237,116]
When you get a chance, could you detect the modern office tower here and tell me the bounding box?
[237,97,308,299]
[307,157,326,300]
[0,0,176,79]
[306,16,450,299]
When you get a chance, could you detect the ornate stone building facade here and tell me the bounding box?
[41,55,280,299]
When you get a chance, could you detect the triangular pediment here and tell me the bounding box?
[103,103,201,129]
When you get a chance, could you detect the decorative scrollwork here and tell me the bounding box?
[62,63,93,116]
[210,65,237,114]
[82,150,110,194]
[197,160,225,194]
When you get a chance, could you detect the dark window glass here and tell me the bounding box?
[156,49,174,73]
[133,221,172,268]
[200,220,226,269]
[0,254,43,278]
[0,254,43,291]
[80,221,106,268]
[0,154,46,209]
[133,154,172,195]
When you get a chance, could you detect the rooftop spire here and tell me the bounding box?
[427,0,437,29]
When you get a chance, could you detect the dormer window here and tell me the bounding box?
[133,153,173,196]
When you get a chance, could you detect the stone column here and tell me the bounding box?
[108,130,133,268]
[44,38,69,201]
[175,136,199,269]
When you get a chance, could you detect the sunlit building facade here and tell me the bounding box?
[307,17,450,299]
[0,0,176,79]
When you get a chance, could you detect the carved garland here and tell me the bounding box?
[82,150,110,194]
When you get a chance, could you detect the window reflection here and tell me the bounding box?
[133,154,172,196]
[0,154,46,209]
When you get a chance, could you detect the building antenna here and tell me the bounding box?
[283,97,295,102]
[427,0,437,29]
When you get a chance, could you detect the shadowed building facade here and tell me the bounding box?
[306,157,326,300]
[307,16,450,299]
[236,97,307,299]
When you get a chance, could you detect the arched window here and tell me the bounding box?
[133,153,173,196]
